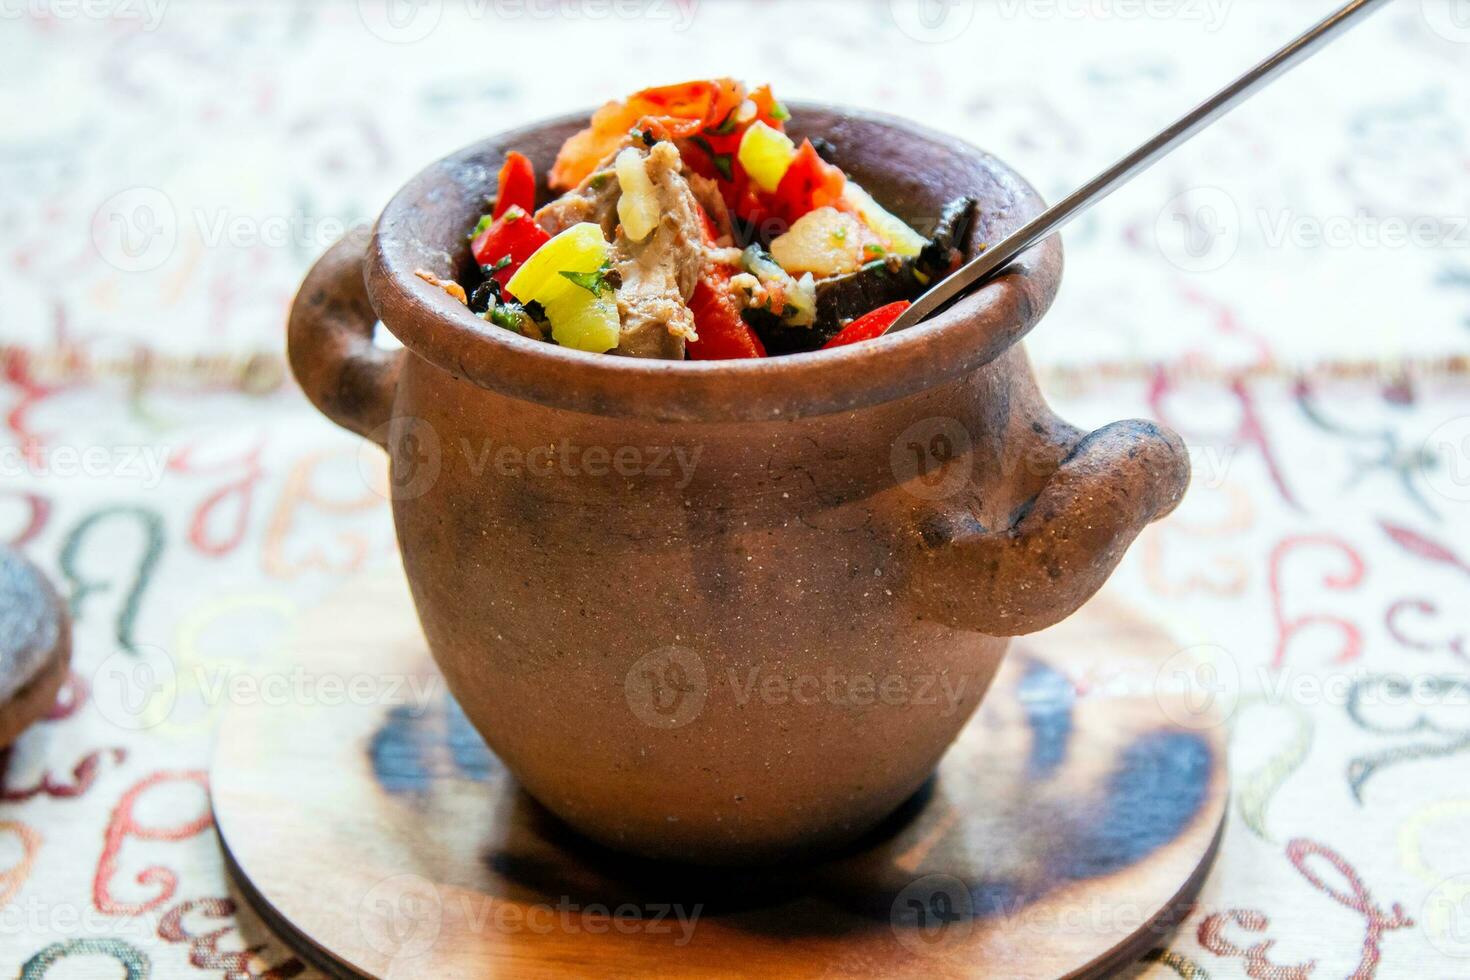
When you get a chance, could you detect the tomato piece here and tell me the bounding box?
[821,301,911,350]
[471,206,552,291]
[768,139,848,227]
[687,266,766,360]
[492,152,537,221]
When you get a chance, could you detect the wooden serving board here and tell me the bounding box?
[213,570,1227,979]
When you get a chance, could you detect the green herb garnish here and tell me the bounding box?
[470,214,494,238]
[560,263,614,297]
[488,302,526,332]
[709,108,740,136]
[770,101,791,122]
[690,137,736,181]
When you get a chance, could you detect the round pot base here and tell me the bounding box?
[213,569,1227,979]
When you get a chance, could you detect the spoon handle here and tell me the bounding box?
[884,0,1398,335]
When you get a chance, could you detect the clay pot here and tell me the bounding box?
[288,106,1190,865]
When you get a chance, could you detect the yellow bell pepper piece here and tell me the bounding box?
[737,121,798,194]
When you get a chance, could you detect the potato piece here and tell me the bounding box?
[842,182,927,257]
[545,289,620,353]
[770,208,871,278]
[505,222,609,306]
[615,148,661,243]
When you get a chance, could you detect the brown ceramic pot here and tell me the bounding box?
[287,106,1190,865]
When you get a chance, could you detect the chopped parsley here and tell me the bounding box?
[770,101,791,122]
[470,214,494,238]
[560,263,614,297]
[709,108,740,136]
[690,136,735,181]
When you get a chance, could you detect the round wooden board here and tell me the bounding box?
[213,570,1227,980]
[0,547,72,749]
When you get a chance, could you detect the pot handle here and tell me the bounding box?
[910,415,1190,637]
[287,230,402,447]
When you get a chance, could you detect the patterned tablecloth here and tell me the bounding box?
[3,1,1468,976]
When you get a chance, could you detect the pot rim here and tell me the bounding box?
[365,102,1063,423]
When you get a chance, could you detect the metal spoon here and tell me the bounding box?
[884,0,1397,336]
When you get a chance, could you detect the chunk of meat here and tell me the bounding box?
[686,172,735,245]
[608,141,710,360]
[534,158,624,238]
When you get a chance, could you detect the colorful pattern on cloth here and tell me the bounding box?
[2,1,1468,977]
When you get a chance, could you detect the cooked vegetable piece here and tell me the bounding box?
[770,207,875,278]
[544,289,621,353]
[492,151,537,221]
[505,222,611,307]
[551,78,750,191]
[615,147,661,243]
[737,246,816,326]
[687,265,766,360]
[469,83,977,362]
[414,268,467,304]
[737,121,797,194]
[471,206,552,291]
[821,301,911,349]
[917,196,980,279]
[843,182,926,257]
[767,139,848,226]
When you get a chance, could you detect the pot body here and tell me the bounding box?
[385,348,1046,862]
[287,105,1190,864]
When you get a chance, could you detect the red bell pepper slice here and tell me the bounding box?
[686,265,766,360]
[491,152,537,221]
[821,301,911,350]
[471,206,550,291]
